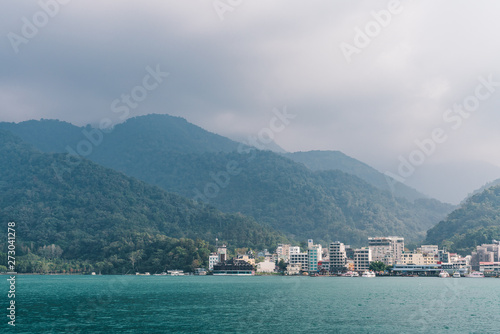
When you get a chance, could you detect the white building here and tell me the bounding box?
[368,236,404,265]
[290,246,301,255]
[286,263,302,275]
[329,241,347,272]
[257,260,276,273]
[209,253,219,271]
[290,253,309,272]
[419,245,439,255]
[354,248,372,271]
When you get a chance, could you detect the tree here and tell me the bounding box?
[369,261,386,272]
[277,259,287,272]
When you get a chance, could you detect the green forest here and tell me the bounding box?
[0,130,288,273]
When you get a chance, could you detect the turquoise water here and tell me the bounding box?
[2,275,499,333]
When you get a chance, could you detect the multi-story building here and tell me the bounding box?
[438,250,450,263]
[400,252,437,265]
[368,236,404,265]
[276,244,290,261]
[276,244,301,262]
[329,241,347,272]
[209,253,219,271]
[471,244,500,270]
[354,248,372,271]
[286,263,302,275]
[308,239,322,273]
[418,245,439,255]
[290,253,309,272]
[290,246,301,255]
[218,245,227,263]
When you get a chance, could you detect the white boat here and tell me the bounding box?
[362,271,376,278]
[341,271,359,277]
[453,272,461,278]
[466,271,484,278]
[439,271,450,278]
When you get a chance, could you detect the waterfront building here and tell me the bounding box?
[318,261,330,273]
[286,263,302,275]
[392,264,441,275]
[471,244,500,270]
[290,252,309,272]
[213,259,255,275]
[257,260,276,273]
[329,241,347,272]
[354,248,372,271]
[400,252,437,265]
[368,236,404,265]
[479,262,500,274]
[209,253,219,271]
[307,239,322,274]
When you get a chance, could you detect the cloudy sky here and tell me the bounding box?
[2,0,500,204]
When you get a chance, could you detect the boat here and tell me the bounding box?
[466,271,484,278]
[453,272,461,278]
[362,271,376,278]
[341,271,359,277]
[439,271,450,278]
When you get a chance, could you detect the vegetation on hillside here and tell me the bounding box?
[425,185,500,254]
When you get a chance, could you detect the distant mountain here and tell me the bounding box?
[425,185,500,255]
[462,178,500,203]
[1,115,454,246]
[285,150,427,202]
[0,114,240,155]
[0,130,288,273]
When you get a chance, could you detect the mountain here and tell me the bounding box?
[285,150,427,202]
[425,184,500,254]
[462,178,500,204]
[0,130,288,273]
[1,115,454,246]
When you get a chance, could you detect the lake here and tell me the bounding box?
[2,275,499,333]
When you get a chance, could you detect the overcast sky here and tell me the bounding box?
[2,0,500,204]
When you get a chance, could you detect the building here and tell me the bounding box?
[418,245,439,255]
[471,244,500,270]
[345,245,355,260]
[479,262,500,274]
[368,236,404,265]
[392,264,442,275]
[438,250,450,263]
[236,254,255,266]
[276,244,301,262]
[290,253,309,272]
[307,239,322,274]
[213,259,255,275]
[286,263,302,275]
[218,245,227,263]
[329,241,347,272]
[400,252,437,266]
[209,253,219,271]
[257,260,276,273]
[354,248,372,271]
[318,261,330,273]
